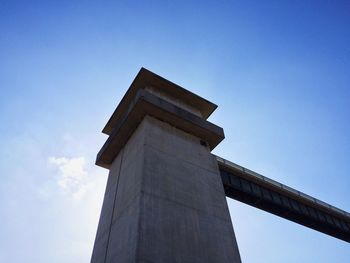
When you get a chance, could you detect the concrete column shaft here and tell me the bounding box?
[91,116,241,263]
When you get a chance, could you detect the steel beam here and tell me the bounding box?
[216,156,350,243]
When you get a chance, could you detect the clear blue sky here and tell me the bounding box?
[0,1,349,262]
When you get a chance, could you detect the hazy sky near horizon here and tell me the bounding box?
[0,1,349,262]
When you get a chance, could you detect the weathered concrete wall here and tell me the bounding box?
[91,116,241,263]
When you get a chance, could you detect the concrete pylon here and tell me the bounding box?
[91,68,242,263]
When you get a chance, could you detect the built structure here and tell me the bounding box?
[91,68,350,263]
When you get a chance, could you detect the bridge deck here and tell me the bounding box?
[216,156,350,243]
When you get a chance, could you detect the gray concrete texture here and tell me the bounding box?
[102,67,217,135]
[96,89,224,168]
[91,116,241,263]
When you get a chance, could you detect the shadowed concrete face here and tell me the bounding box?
[91,116,241,263]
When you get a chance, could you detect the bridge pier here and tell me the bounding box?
[91,68,241,263]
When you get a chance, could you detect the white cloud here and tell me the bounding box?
[71,182,94,201]
[48,156,91,200]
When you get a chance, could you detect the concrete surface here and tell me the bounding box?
[91,116,241,263]
[96,89,224,169]
[102,67,217,135]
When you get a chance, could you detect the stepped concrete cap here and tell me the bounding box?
[96,89,224,168]
[102,67,217,135]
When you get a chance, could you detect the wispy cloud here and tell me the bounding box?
[48,156,93,200]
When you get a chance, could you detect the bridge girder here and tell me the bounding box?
[217,156,350,243]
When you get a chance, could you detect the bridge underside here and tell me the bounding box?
[217,156,350,243]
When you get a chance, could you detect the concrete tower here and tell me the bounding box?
[91,68,241,263]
